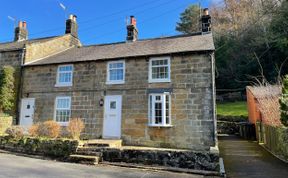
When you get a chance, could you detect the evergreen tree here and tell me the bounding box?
[176,4,201,34]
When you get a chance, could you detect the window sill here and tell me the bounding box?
[148,79,171,83]
[106,81,125,85]
[148,124,173,128]
[57,122,69,126]
[55,83,73,87]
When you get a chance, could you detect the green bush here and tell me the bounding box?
[0,66,16,115]
[280,75,288,126]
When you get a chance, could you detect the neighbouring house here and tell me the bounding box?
[0,15,81,121]
[1,12,216,151]
[246,85,282,126]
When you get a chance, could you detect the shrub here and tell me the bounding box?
[28,123,40,137]
[67,118,85,140]
[38,120,61,138]
[0,66,16,115]
[5,126,24,139]
[280,75,288,126]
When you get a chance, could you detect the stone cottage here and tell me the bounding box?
[0,16,81,120]
[1,13,216,151]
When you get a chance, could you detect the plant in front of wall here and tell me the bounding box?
[0,66,16,115]
[280,75,288,127]
[37,120,61,138]
[67,118,85,140]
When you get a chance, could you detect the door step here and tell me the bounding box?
[76,148,103,157]
[79,139,122,148]
[68,154,101,165]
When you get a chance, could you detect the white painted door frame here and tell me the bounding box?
[103,95,122,139]
[20,98,35,127]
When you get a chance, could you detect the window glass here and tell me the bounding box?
[150,58,170,82]
[57,65,73,86]
[149,94,171,126]
[55,97,71,123]
[107,61,125,83]
[110,101,116,109]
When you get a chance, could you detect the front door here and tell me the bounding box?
[20,98,35,127]
[103,95,122,138]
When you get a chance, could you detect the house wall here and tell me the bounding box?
[0,50,22,67]
[22,53,215,150]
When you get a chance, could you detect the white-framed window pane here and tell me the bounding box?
[155,102,162,124]
[150,58,170,81]
[59,65,72,72]
[149,94,171,126]
[57,65,73,85]
[55,97,71,123]
[108,61,125,82]
[166,95,170,124]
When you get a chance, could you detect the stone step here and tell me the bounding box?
[83,143,110,148]
[79,139,122,148]
[68,154,101,165]
[76,148,103,157]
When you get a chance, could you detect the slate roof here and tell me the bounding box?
[0,36,59,51]
[26,33,215,66]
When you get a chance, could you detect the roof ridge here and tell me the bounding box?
[82,32,208,48]
[0,36,60,46]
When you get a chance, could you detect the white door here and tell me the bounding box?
[20,98,35,127]
[103,95,122,138]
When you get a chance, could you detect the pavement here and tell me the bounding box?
[219,135,288,178]
[0,152,217,178]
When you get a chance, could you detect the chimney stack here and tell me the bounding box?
[14,21,28,42]
[201,8,211,33]
[65,14,78,38]
[126,16,138,42]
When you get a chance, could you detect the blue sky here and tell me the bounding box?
[0,0,212,45]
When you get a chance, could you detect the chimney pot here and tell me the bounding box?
[203,8,209,16]
[14,21,28,41]
[126,16,138,42]
[18,21,22,28]
[22,21,27,29]
[130,16,136,26]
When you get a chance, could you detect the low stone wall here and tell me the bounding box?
[0,136,78,158]
[79,147,219,171]
[217,115,248,134]
[0,116,13,134]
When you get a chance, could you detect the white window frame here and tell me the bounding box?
[106,60,125,84]
[55,64,73,87]
[54,96,71,126]
[148,93,172,127]
[149,56,171,83]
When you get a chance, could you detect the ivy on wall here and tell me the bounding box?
[0,65,16,116]
[280,75,288,127]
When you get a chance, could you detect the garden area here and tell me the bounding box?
[216,101,249,135]
[217,101,248,117]
[0,118,85,159]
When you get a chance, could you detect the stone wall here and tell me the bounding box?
[0,136,78,158]
[99,148,219,171]
[217,115,248,134]
[0,116,13,134]
[24,35,81,64]
[22,53,215,150]
[0,50,22,68]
